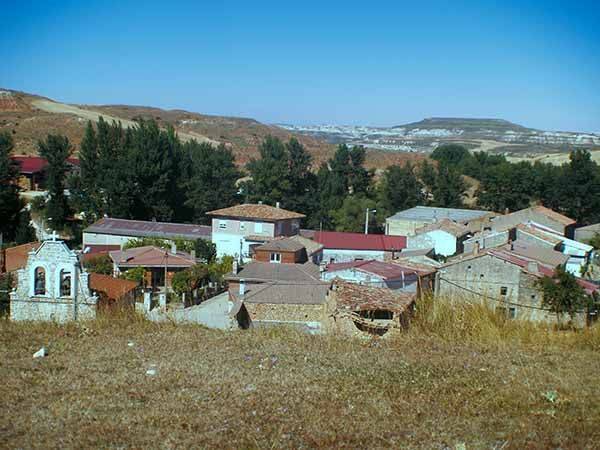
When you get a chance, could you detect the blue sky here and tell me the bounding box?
[1,0,599,132]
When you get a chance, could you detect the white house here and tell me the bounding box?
[408,219,470,257]
[10,237,98,322]
[207,203,305,261]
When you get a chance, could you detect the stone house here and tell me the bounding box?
[313,231,406,263]
[463,230,510,253]
[435,248,598,326]
[386,206,495,237]
[491,205,576,238]
[408,219,471,257]
[10,238,98,322]
[227,260,330,333]
[109,245,196,291]
[207,203,305,261]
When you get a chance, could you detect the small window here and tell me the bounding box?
[34,267,46,295]
[479,274,484,278]
[60,270,72,297]
[270,253,281,263]
[467,265,472,271]
[531,294,536,300]
[240,222,247,231]
[500,286,507,296]
[509,307,517,319]
[218,220,227,230]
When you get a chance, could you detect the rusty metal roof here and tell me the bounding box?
[84,217,211,240]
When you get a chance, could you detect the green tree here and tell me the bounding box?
[83,254,113,275]
[37,134,72,227]
[183,141,240,224]
[75,121,103,220]
[536,266,590,324]
[476,162,534,212]
[431,144,472,169]
[14,209,36,244]
[286,138,318,218]
[556,150,600,224]
[195,239,217,263]
[378,162,424,217]
[0,131,23,242]
[331,195,377,232]
[246,136,290,205]
[431,165,466,208]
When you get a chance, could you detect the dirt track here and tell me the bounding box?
[32,99,218,145]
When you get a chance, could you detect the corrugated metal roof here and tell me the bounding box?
[387,206,491,223]
[84,217,211,240]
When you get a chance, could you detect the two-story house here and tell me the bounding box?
[207,203,305,260]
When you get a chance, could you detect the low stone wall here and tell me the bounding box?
[10,298,96,322]
[244,302,326,323]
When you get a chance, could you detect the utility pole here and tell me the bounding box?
[364,208,376,234]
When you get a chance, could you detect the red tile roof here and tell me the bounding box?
[11,156,79,174]
[89,273,138,301]
[207,204,305,221]
[314,231,406,251]
[2,242,40,273]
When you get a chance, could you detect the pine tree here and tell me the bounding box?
[38,134,72,228]
[378,162,424,216]
[246,136,290,205]
[184,141,240,224]
[0,131,22,241]
[286,138,317,217]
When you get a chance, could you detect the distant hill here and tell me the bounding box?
[0,88,424,169]
[394,117,533,133]
[279,117,600,161]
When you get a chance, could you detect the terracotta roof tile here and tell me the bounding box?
[331,279,415,313]
[3,242,40,273]
[89,273,138,301]
[532,205,576,226]
[207,204,305,221]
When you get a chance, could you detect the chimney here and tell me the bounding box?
[276,201,280,209]
[191,249,196,259]
[473,241,480,254]
[232,259,238,274]
[527,261,539,273]
[170,243,177,255]
[258,200,263,205]
[239,279,246,296]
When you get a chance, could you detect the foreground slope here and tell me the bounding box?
[1,310,598,448]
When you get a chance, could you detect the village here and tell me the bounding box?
[2,154,599,337]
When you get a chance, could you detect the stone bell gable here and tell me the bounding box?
[10,238,98,322]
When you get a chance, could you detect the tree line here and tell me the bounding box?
[3,118,600,244]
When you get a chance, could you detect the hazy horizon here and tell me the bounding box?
[2,1,599,133]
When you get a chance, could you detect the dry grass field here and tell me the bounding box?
[1,300,599,449]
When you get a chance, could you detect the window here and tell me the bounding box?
[240,222,247,231]
[479,274,484,278]
[34,267,46,295]
[255,222,263,233]
[218,220,227,230]
[509,307,517,319]
[270,252,281,263]
[467,265,472,271]
[500,286,508,296]
[60,270,72,297]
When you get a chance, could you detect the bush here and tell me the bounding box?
[83,254,113,275]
